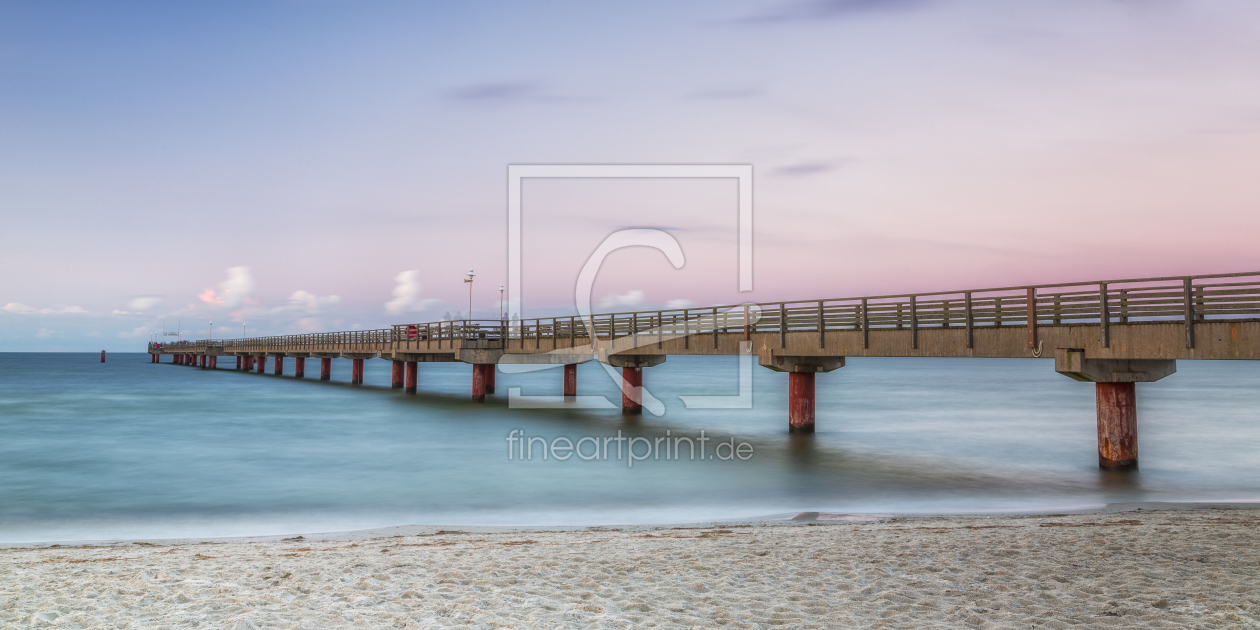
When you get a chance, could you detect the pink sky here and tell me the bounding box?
[1,1,1258,349]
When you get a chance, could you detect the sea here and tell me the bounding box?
[1,352,1257,543]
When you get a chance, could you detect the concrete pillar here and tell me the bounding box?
[405,361,417,394]
[200,355,207,369]
[320,358,331,381]
[256,356,266,374]
[758,354,845,434]
[236,356,242,370]
[564,363,577,400]
[352,359,364,384]
[621,367,643,415]
[392,360,404,389]
[1096,383,1138,469]
[788,372,816,434]
[100,350,105,363]
[472,364,488,403]
[274,356,284,376]
[486,364,496,395]
[294,357,305,378]
[209,356,217,370]
[1055,350,1175,470]
[244,356,253,371]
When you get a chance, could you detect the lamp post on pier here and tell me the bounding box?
[464,269,475,321]
[499,285,505,320]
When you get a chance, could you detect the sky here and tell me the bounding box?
[1,0,1258,350]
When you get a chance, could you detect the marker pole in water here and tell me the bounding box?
[100,350,105,363]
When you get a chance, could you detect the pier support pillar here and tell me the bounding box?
[564,363,577,400]
[392,360,404,389]
[605,355,666,415]
[405,361,417,394]
[352,359,364,384]
[100,350,105,363]
[472,364,489,402]
[320,358,331,381]
[758,354,846,434]
[294,357,305,378]
[200,355,207,369]
[1096,383,1138,469]
[209,356,217,370]
[621,367,643,415]
[486,364,496,395]
[788,373,815,433]
[246,356,254,371]
[1055,349,1176,470]
[256,356,266,374]
[236,356,242,370]
[274,357,284,376]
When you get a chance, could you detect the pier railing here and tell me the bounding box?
[154,270,1260,354]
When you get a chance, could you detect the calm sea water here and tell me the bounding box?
[1,352,1258,543]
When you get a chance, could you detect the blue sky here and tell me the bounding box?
[2,0,1259,350]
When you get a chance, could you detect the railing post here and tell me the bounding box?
[683,309,690,350]
[1100,283,1110,348]
[1119,289,1129,323]
[1184,278,1196,349]
[712,307,719,349]
[742,305,750,342]
[910,296,918,350]
[861,299,869,349]
[817,301,824,349]
[570,316,576,348]
[660,312,665,348]
[965,292,973,349]
[779,303,786,349]
[1026,288,1037,349]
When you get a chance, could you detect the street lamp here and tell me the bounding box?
[463,269,475,321]
[209,320,213,340]
[499,285,505,320]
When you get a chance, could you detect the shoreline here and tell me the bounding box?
[4,500,1256,549]
[5,504,1256,628]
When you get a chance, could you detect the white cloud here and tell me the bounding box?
[665,299,694,309]
[598,290,646,309]
[118,325,152,338]
[128,296,163,311]
[199,267,254,307]
[385,271,438,316]
[286,290,341,312]
[4,303,87,315]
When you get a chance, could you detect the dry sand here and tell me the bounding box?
[2,507,1257,629]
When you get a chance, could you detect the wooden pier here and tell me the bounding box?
[151,271,1260,468]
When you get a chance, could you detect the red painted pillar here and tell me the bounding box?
[1096,382,1138,469]
[244,356,253,371]
[352,359,364,384]
[564,363,577,400]
[199,355,206,369]
[320,357,332,381]
[274,356,284,376]
[236,356,242,370]
[392,360,404,389]
[472,364,487,402]
[294,357,305,378]
[256,356,267,373]
[100,350,106,363]
[485,364,496,395]
[209,356,217,369]
[621,367,643,415]
[405,361,417,394]
[788,372,815,434]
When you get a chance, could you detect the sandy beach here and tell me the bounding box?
[2,506,1256,629]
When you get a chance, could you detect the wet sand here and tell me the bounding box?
[3,507,1257,629]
